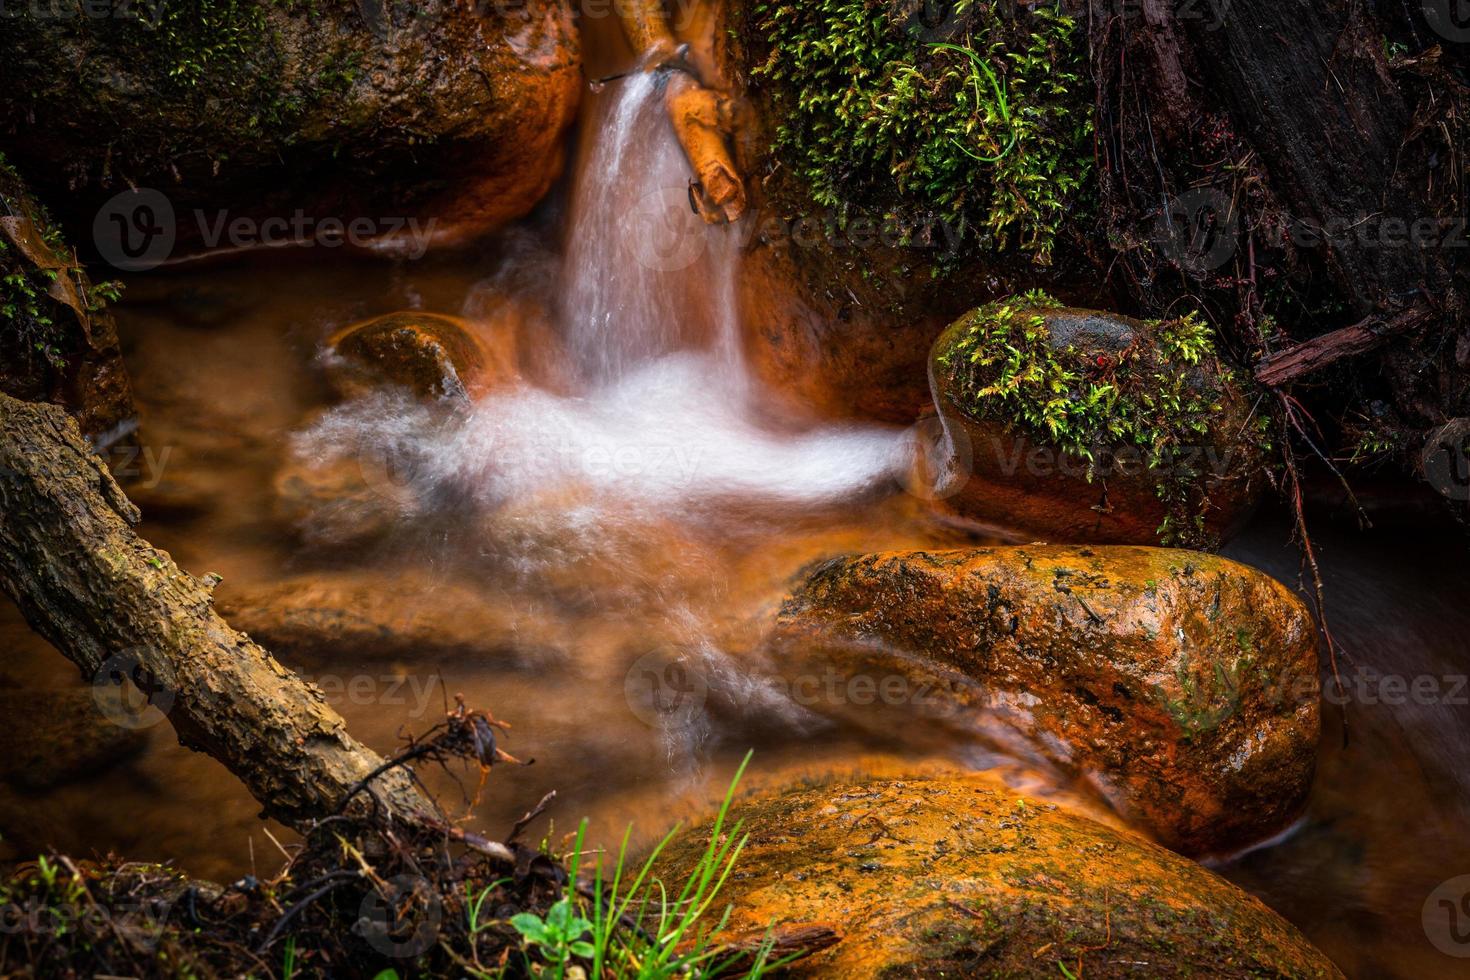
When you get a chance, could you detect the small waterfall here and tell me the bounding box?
[297,46,907,527]
[559,70,747,391]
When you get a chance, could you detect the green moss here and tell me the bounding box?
[750,0,1091,263]
[99,0,361,141]
[939,290,1269,545]
[1,154,71,373]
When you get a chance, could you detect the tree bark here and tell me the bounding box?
[0,393,435,830]
[1255,306,1435,386]
[1179,0,1448,316]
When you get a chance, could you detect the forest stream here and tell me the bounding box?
[2,2,1469,977]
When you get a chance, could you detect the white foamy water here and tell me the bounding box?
[302,65,905,519]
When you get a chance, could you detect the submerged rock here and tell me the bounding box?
[766,546,1320,856]
[0,2,580,253]
[928,296,1268,547]
[659,769,1343,977]
[323,312,518,402]
[0,690,146,791]
[271,451,421,548]
[215,571,568,667]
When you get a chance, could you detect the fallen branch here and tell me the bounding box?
[1255,305,1432,386]
[614,0,682,71]
[0,393,435,830]
[666,70,747,223]
[609,0,746,224]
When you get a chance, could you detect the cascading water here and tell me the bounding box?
[6,10,1463,975]
[285,43,927,777]
[305,62,907,526]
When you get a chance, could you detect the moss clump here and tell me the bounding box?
[938,290,1268,544]
[749,0,1091,263]
[104,0,363,139]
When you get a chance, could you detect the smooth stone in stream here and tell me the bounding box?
[323,311,519,402]
[0,690,147,790]
[215,571,569,667]
[765,546,1321,857]
[658,769,1343,978]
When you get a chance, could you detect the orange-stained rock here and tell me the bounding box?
[658,769,1343,978]
[324,312,519,402]
[928,303,1268,546]
[738,237,967,424]
[765,547,1321,856]
[215,570,569,668]
[0,2,581,254]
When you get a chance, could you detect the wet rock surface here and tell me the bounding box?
[0,1,581,252]
[767,546,1321,856]
[0,162,135,441]
[215,570,569,667]
[928,302,1267,546]
[0,689,147,791]
[660,768,1344,978]
[323,311,518,402]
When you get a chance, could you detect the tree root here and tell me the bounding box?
[613,0,746,224]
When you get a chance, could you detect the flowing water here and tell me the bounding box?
[1,10,1468,978]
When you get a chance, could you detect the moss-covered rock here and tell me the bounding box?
[0,157,135,441]
[744,0,1090,263]
[765,546,1320,856]
[0,1,580,252]
[929,294,1269,546]
[659,768,1343,977]
[728,0,1095,421]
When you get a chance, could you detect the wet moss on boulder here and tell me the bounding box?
[766,546,1321,857]
[930,292,1270,546]
[658,768,1343,977]
[728,1,1096,422]
[746,0,1091,263]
